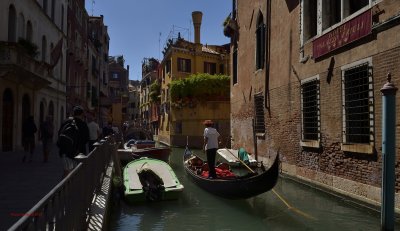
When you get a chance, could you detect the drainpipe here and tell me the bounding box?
[380,73,398,231]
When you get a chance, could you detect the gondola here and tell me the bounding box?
[183,147,279,199]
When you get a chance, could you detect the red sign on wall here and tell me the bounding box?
[313,10,372,59]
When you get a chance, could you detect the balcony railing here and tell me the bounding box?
[0,42,50,79]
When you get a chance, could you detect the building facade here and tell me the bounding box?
[66,0,88,115]
[140,58,160,135]
[158,11,231,148]
[127,81,140,123]
[0,0,67,151]
[230,0,400,209]
[88,15,110,127]
[108,56,129,126]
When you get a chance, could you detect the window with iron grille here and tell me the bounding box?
[342,62,373,144]
[254,94,265,134]
[301,77,320,141]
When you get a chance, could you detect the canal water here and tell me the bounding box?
[108,147,390,230]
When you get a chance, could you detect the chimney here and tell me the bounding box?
[192,11,203,44]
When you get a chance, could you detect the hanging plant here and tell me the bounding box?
[170,73,229,106]
[149,81,161,103]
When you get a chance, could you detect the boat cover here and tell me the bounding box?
[217,148,257,164]
[126,160,178,190]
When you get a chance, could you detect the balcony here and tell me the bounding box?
[0,42,51,90]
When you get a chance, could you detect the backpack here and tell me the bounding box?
[57,119,79,158]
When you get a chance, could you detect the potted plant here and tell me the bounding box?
[223,14,238,38]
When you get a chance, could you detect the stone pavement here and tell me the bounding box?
[0,143,63,230]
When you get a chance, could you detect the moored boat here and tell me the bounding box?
[183,147,279,199]
[123,157,184,203]
[118,146,171,164]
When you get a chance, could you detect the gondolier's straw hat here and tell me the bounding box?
[203,120,214,126]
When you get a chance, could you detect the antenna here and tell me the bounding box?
[189,19,192,42]
[91,0,95,16]
[159,32,161,60]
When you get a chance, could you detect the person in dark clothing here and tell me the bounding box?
[40,116,54,163]
[102,121,114,138]
[58,105,89,177]
[22,116,37,162]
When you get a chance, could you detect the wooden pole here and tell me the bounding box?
[224,148,255,174]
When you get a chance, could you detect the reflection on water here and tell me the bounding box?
[109,148,387,231]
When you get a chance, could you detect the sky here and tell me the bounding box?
[85,0,232,81]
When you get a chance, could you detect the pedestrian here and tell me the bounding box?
[22,116,37,162]
[102,121,114,138]
[57,105,89,177]
[40,116,54,163]
[203,119,221,179]
[87,113,101,152]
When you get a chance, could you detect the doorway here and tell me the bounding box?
[2,89,14,151]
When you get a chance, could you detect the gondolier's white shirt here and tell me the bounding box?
[203,127,220,150]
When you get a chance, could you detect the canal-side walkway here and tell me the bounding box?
[0,143,63,230]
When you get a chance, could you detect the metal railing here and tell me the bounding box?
[8,136,116,231]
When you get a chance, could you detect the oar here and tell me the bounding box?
[224,148,256,174]
[272,189,317,220]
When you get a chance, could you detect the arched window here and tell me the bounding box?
[2,88,14,151]
[43,0,48,14]
[51,0,55,21]
[61,5,64,32]
[22,94,31,120]
[18,13,25,40]
[41,35,47,62]
[48,101,54,122]
[60,106,64,127]
[8,5,17,42]
[255,11,265,70]
[26,21,33,42]
[40,101,45,125]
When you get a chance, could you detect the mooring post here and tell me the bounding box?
[380,73,398,231]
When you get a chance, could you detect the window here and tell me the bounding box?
[61,5,64,32]
[255,12,265,70]
[219,64,224,74]
[204,62,216,75]
[301,76,320,144]
[41,36,47,62]
[233,48,238,84]
[18,13,25,39]
[342,61,373,145]
[345,0,370,18]
[175,121,182,134]
[43,0,48,14]
[301,0,317,42]
[8,5,17,42]
[301,0,374,44]
[51,0,55,21]
[92,55,97,77]
[177,58,191,73]
[26,21,33,42]
[254,94,265,134]
[322,0,341,30]
[112,73,118,79]
[165,60,171,73]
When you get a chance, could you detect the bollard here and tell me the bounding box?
[380,73,398,231]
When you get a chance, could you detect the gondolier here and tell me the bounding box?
[203,120,221,179]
